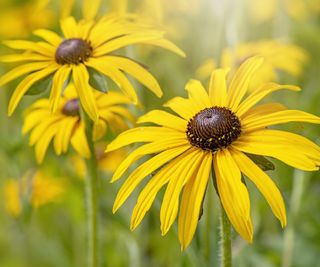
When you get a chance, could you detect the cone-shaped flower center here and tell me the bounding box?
[55,38,92,65]
[62,99,80,116]
[186,107,241,152]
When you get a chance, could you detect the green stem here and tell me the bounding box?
[82,111,99,267]
[219,204,232,267]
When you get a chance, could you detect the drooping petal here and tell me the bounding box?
[0,61,52,87]
[185,79,211,110]
[242,110,320,132]
[161,149,206,236]
[236,83,300,117]
[105,127,184,152]
[111,137,189,182]
[113,145,191,213]
[8,64,59,116]
[231,148,286,227]
[178,152,212,250]
[99,56,162,97]
[86,58,138,103]
[208,68,230,106]
[50,65,71,112]
[233,130,320,171]
[137,110,188,132]
[72,64,99,122]
[227,56,264,110]
[22,109,51,134]
[130,148,198,230]
[70,123,90,158]
[213,149,253,242]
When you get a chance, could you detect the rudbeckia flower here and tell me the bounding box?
[197,40,308,90]
[106,56,320,249]
[23,84,135,163]
[0,15,185,121]
[4,170,66,217]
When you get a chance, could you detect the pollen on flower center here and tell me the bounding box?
[62,98,80,116]
[55,38,92,65]
[186,107,241,152]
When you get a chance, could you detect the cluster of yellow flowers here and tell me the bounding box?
[0,0,319,252]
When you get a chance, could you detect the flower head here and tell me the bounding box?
[23,84,135,163]
[0,16,185,121]
[106,56,320,249]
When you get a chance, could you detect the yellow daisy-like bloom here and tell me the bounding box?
[197,40,308,91]
[0,16,184,121]
[106,56,320,250]
[23,84,135,163]
[4,170,66,217]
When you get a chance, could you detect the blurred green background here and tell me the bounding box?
[0,0,319,266]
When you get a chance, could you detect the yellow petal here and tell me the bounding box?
[70,123,90,158]
[0,61,52,87]
[83,0,101,20]
[208,68,230,106]
[86,58,138,103]
[0,53,49,62]
[141,38,186,57]
[72,64,99,122]
[99,56,163,97]
[2,40,55,57]
[96,91,131,107]
[113,145,190,213]
[130,148,197,230]
[60,17,78,38]
[111,138,189,182]
[213,150,253,242]
[242,110,320,132]
[240,102,287,119]
[137,110,187,132]
[8,64,59,116]
[185,79,211,110]
[50,65,71,112]
[106,106,135,123]
[233,130,320,171]
[236,83,300,117]
[178,152,212,250]
[22,109,51,134]
[231,148,286,227]
[227,56,264,110]
[33,29,62,47]
[161,149,206,236]
[105,127,183,152]
[164,97,199,120]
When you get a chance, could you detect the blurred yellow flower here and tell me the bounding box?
[23,84,135,163]
[107,57,320,249]
[0,15,185,121]
[4,170,66,217]
[197,40,308,90]
[0,0,54,38]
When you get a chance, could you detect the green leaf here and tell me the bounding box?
[88,67,108,93]
[246,154,275,171]
[25,74,53,96]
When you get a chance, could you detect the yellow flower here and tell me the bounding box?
[4,170,66,217]
[23,84,135,163]
[106,56,320,250]
[0,16,185,121]
[197,40,308,91]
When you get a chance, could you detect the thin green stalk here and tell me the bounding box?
[219,204,232,267]
[82,110,99,267]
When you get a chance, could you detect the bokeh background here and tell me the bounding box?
[0,0,319,266]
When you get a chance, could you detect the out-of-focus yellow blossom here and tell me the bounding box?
[0,0,54,38]
[247,0,320,23]
[4,171,66,217]
[23,84,135,163]
[197,40,308,91]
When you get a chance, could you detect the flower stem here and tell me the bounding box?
[219,203,232,267]
[82,111,99,267]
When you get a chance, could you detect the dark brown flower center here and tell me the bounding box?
[186,107,241,152]
[62,99,80,116]
[55,38,92,65]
